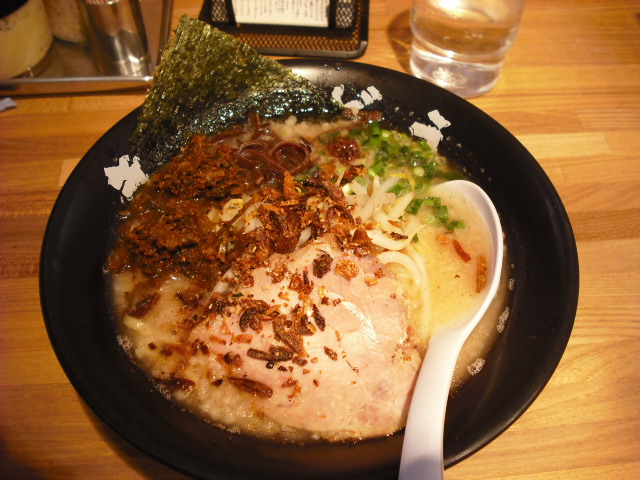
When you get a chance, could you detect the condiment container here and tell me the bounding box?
[0,0,54,78]
[76,0,151,76]
[44,0,87,44]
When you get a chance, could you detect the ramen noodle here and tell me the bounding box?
[107,112,500,442]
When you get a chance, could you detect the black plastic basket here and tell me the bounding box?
[199,0,369,58]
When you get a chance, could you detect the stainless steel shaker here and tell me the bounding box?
[77,0,151,76]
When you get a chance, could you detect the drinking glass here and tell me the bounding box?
[410,0,525,98]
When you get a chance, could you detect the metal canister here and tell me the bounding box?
[77,0,151,76]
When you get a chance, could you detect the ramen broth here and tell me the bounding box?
[108,113,509,441]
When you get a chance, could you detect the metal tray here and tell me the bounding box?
[0,0,173,96]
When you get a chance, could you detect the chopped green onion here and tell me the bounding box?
[418,140,432,152]
[407,198,425,215]
[409,156,421,168]
[369,159,386,176]
[369,121,382,137]
[363,135,382,148]
[446,220,466,231]
[423,196,441,207]
[389,180,410,195]
[357,123,467,232]
[386,143,401,156]
[434,204,449,223]
[374,148,388,161]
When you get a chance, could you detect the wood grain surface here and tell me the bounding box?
[1,0,639,478]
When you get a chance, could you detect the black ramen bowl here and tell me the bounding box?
[40,60,579,479]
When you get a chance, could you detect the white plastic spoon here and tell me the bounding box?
[399,180,504,480]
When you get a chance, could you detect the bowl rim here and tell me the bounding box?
[40,59,579,479]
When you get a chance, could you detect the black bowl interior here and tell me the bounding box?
[40,60,578,479]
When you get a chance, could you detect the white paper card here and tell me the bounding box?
[233,0,331,27]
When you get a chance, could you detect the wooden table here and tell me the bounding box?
[1,0,638,478]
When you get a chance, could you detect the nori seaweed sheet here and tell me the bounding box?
[130,16,341,166]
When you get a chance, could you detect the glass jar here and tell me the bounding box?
[0,0,54,78]
[44,0,87,45]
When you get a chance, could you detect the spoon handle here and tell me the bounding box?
[399,180,503,480]
[399,326,467,480]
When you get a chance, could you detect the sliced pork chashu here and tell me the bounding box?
[191,237,420,439]
[119,236,421,441]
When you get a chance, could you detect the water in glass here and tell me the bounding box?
[410,0,524,98]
